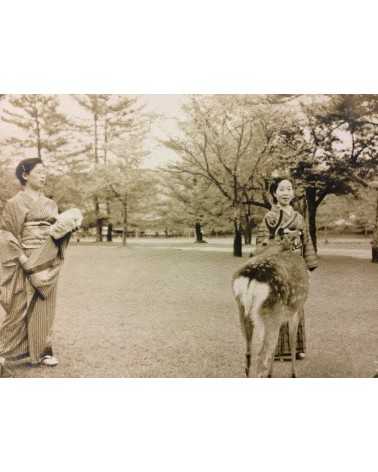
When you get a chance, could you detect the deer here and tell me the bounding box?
[232,237,309,378]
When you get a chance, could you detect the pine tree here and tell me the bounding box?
[1,95,70,166]
[71,94,149,242]
[100,145,157,246]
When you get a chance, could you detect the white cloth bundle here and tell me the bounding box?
[49,208,83,240]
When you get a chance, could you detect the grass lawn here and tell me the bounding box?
[1,239,377,378]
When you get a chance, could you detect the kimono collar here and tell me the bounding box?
[265,205,282,227]
[19,189,45,207]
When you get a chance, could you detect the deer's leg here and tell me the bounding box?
[289,311,300,378]
[245,318,254,378]
[266,328,280,378]
[238,279,270,378]
[252,314,265,378]
[258,311,282,378]
[237,300,253,377]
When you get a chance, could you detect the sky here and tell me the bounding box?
[137,94,188,167]
[59,94,189,167]
[0,94,189,169]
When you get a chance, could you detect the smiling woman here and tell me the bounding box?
[256,177,319,360]
[0,158,77,374]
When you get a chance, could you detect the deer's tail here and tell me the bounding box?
[233,276,270,321]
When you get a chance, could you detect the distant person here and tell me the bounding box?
[0,158,82,376]
[256,177,318,360]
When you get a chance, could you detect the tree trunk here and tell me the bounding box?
[94,196,103,242]
[96,219,103,242]
[194,222,205,243]
[104,118,108,165]
[306,187,318,253]
[372,245,378,263]
[93,107,103,243]
[106,200,112,242]
[372,191,378,263]
[107,223,113,242]
[233,221,243,257]
[243,206,254,246]
[94,110,99,163]
[35,108,42,160]
[243,219,253,246]
[122,195,128,247]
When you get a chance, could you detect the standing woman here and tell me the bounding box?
[256,177,318,360]
[0,158,76,374]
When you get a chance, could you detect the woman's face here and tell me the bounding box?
[24,163,47,190]
[274,179,294,206]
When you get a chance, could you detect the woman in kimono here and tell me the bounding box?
[256,178,318,360]
[0,158,81,375]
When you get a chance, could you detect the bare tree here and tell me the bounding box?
[163,95,286,256]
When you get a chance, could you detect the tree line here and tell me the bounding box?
[162,94,378,258]
[0,94,157,245]
[0,94,377,259]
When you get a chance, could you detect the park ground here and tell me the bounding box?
[1,236,377,378]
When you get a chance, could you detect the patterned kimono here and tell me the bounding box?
[0,191,66,365]
[256,204,318,358]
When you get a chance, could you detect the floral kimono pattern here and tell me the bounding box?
[256,205,318,358]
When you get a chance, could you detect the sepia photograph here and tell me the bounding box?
[0,93,377,379]
[1,2,377,471]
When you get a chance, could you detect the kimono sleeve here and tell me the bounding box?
[0,199,27,264]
